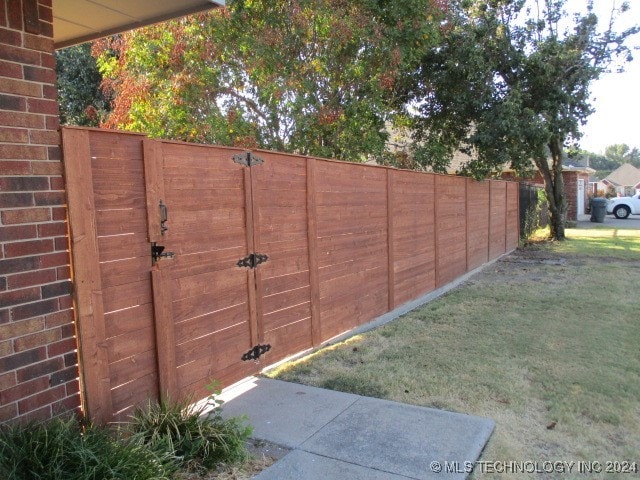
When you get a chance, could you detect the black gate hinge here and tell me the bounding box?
[237,253,268,269]
[232,152,264,167]
[242,344,271,362]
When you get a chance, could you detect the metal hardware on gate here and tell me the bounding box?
[241,344,271,362]
[159,200,168,235]
[232,152,264,167]
[151,242,174,265]
[236,253,268,269]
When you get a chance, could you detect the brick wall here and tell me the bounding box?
[0,0,80,423]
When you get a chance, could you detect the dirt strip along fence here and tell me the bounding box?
[61,127,519,424]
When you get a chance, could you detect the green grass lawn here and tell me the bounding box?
[270,228,640,478]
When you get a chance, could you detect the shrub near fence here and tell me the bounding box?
[61,127,519,423]
[519,182,548,239]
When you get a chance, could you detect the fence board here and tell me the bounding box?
[489,182,507,259]
[435,175,467,287]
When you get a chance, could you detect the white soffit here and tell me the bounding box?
[53,0,225,49]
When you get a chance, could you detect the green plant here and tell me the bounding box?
[0,415,175,480]
[128,384,252,473]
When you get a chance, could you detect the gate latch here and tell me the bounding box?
[241,344,271,362]
[236,253,268,269]
[152,242,174,265]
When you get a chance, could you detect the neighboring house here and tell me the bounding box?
[601,163,640,196]
[446,151,594,221]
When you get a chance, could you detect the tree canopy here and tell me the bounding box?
[92,0,446,161]
[405,0,638,239]
[55,43,110,126]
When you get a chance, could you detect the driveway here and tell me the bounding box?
[576,214,640,229]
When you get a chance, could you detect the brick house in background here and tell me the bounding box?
[447,152,593,221]
[0,0,224,424]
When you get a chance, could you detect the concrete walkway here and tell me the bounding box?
[221,377,495,480]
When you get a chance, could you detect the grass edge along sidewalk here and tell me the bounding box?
[270,228,640,479]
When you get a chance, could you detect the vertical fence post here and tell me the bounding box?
[306,158,321,346]
[62,128,112,424]
[386,169,395,311]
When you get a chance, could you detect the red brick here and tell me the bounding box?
[35,191,64,206]
[23,65,55,84]
[41,280,70,299]
[40,251,68,268]
[0,44,41,65]
[14,327,61,352]
[1,207,51,224]
[5,239,53,258]
[31,160,62,175]
[0,143,47,159]
[0,92,26,110]
[0,27,21,46]
[44,113,58,129]
[27,97,57,115]
[39,21,52,38]
[0,160,31,174]
[0,224,38,242]
[42,83,55,99]
[0,286,40,308]
[0,376,48,404]
[0,371,17,391]
[0,110,44,128]
[56,265,70,280]
[44,308,72,329]
[39,51,54,69]
[46,144,60,160]
[18,384,65,414]
[0,347,45,372]
[60,322,74,338]
[0,2,6,27]
[29,128,58,144]
[22,32,52,53]
[0,77,41,97]
[63,351,76,367]
[47,337,76,357]
[7,0,23,30]
[51,393,81,416]
[0,126,29,142]
[65,379,79,396]
[0,339,12,356]
[0,192,33,207]
[10,297,58,321]
[0,60,23,79]
[0,403,18,422]
[51,205,66,220]
[0,176,49,191]
[38,5,52,24]
[37,222,66,238]
[53,237,67,251]
[58,295,71,310]
[16,356,62,382]
[0,308,8,324]
[0,276,5,291]
[0,254,41,275]
[7,268,56,289]
[49,365,76,386]
[18,403,51,422]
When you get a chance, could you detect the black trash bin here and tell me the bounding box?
[590,198,607,223]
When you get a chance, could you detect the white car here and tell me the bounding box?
[607,193,640,219]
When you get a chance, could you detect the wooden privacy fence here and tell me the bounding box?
[62,127,519,423]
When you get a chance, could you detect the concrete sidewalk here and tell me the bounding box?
[220,378,495,480]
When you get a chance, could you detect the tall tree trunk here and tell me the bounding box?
[535,137,567,240]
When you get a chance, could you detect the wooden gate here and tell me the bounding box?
[62,127,519,423]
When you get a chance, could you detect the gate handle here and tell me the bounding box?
[159,200,168,235]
